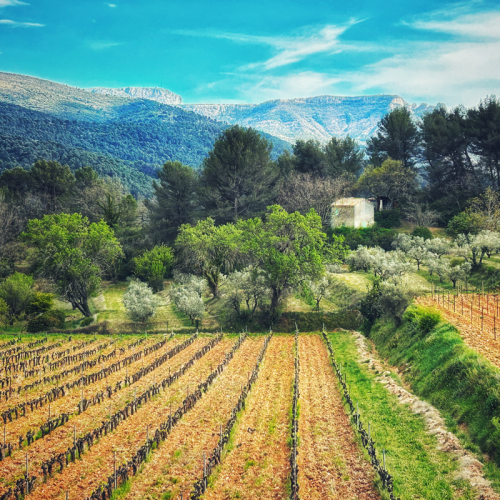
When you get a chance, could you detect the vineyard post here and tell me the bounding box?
[48,404,51,420]
[25,453,28,494]
[482,308,484,331]
[146,425,149,450]
[462,298,464,315]
[495,317,497,341]
[368,422,371,440]
[114,451,117,490]
[3,424,5,454]
[66,491,68,500]
[470,305,473,324]
[73,425,76,446]
[454,295,456,313]
[203,451,206,489]
[382,449,386,471]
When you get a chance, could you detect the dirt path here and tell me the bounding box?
[121,336,266,500]
[22,338,234,500]
[417,297,500,370]
[204,336,295,500]
[297,334,379,500]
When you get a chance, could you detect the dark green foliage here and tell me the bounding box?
[374,208,401,228]
[329,226,397,251]
[26,309,65,332]
[146,161,199,243]
[79,316,94,327]
[0,133,153,197]
[292,139,326,176]
[359,279,382,325]
[369,305,500,466]
[200,125,279,223]
[412,226,433,239]
[25,292,53,317]
[134,245,174,292]
[446,211,483,238]
[367,107,420,168]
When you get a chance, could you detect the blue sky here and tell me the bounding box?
[0,0,499,106]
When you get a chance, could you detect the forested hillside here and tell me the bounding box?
[0,73,291,196]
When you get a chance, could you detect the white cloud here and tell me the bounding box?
[173,21,360,70]
[0,18,42,27]
[107,3,117,7]
[0,0,28,7]
[408,10,500,40]
[88,40,121,50]
[237,71,343,102]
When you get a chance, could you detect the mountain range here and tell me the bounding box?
[0,72,290,195]
[86,86,433,144]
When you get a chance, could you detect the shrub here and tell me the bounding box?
[80,316,94,327]
[375,209,401,228]
[25,292,53,317]
[412,226,433,240]
[329,226,397,251]
[26,310,65,333]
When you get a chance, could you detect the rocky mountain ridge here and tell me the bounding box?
[85,85,434,144]
[89,86,183,105]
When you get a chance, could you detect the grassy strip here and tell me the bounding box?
[368,305,500,491]
[328,330,476,500]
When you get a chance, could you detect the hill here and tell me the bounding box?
[88,85,433,144]
[182,95,434,144]
[89,86,183,105]
[0,72,291,196]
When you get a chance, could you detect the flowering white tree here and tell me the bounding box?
[123,280,161,327]
[448,262,472,288]
[392,233,429,270]
[425,238,450,259]
[169,274,206,324]
[452,231,500,269]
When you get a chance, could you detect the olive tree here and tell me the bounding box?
[169,274,206,325]
[123,280,161,328]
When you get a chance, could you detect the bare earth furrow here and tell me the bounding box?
[0,336,191,492]
[122,336,265,500]
[26,337,235,500]
[1,337,183,446]
[297,334,379,500]
[204,336,294,500]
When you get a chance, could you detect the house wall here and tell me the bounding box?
[354,200,375,228]
[331,206,354,228]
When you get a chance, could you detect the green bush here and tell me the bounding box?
[25,292,53,316]
[80,316,93,327]
[374,208,401,228]
[329,226,397,251]
[412,226,433,240]
[26,310,65,333]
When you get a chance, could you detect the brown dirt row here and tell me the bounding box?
[417,297,500,369]
[297,334,379,500]
[0,338,123,411]
[1,336,184,444]
[204,336,295,500]
[27,337,236,500]
[121,336,268,500]
[0,336,191,491]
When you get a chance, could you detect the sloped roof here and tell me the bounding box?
[331,197,365,207]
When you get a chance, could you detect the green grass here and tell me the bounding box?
[327,330,477,500]
[367,306,500,492]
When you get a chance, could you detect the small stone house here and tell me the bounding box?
[331,197,375,229]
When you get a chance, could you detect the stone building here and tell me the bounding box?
[331,197,375,228]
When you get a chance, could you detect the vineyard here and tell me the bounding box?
[417,291,500,369]
[0,332,404,500]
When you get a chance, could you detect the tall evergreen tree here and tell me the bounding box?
[146,161,199,243]
[324,136,364,177]
[367,107,420,169]
[199,125,279,223]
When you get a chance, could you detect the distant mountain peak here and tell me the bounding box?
[88,86,183,105]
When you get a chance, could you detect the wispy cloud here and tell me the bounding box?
[0,18,42,27]
[407,10,500,40]
[107,3,117,7]
[173,21,360,70]
[88,40,121,50]
[0,0,28,7]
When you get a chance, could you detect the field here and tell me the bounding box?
[0,330,494,500]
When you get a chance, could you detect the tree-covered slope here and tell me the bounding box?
[0,133,153,196]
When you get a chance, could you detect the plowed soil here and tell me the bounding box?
[204,336,295,500]
[297,334,379,500]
